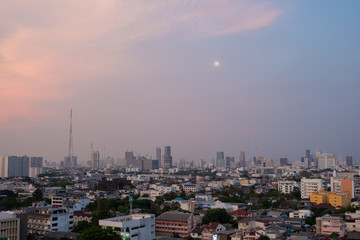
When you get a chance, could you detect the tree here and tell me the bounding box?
[329,232,339,239]
[259,235,270,240]
[32,188,43,202]
[305,216,315,226]
[202,208,232,224]
[77,226,122,240]
[73,221,93,233]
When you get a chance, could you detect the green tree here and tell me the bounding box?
[73,221,93,233]
[259,235,270,240]
[305,216,315,226]
[329,232,339,239]
[32,188,43,202]
[202,208,232,224]
[77,226,122,240]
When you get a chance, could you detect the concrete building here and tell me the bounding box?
[300,178,323,199]
[289,210,313,219]
[0,156,30,178]
[162,146,173,169]
[316,215,346,237]
[99,214,155,240]
[0,212,20,240]
[278,180,297,194]
[346,156,353,167]
[156,211,196,238]
[216,152,225,168]
[156,147,161,168]
[317,153,336,170]
[91,151,100,169]
[27,207,74,235]
[310,190,351,207]
[239,151,245,168]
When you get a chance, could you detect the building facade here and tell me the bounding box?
[316,215,346,237]
[301,178,323,199]
[99,214,155,240]
[156,211,196,238]
[0,212,20,240]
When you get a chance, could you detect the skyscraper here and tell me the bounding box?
[0,156,30,177]
[239,151,245,167]
[216,152,224,167]
[225,156,234,168]
[346,156,353,167]
[125,151,134,167]
[162,146,173,169]
[92,151,100,169]
[156,147,161,168]
[280,157,288,166]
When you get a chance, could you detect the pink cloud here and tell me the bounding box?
[0,0,282,128]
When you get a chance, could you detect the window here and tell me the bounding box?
[52,217,58,221]
[52,223,58,227]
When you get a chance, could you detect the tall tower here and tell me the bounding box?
[156,147,161,168]
[216,152,224,167]
[92,151,100,169]
[65,109,74,169]
[162,146,172,169]
[239,151,245,167]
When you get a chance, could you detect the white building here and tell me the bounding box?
[99,214,155,240]
[317,153,336,170]
[301,178,323,199]
[27,207,74,235]
[289,210,313,219]
[0,212,20,240]
[278,180,298,194]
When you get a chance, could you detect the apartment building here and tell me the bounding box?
[310,190,351,207]
[301,178,323,199]
[278,180,297,194]
[316,215,346,237]
[99,214,155,240]
[27,207,74,235]
[0,212,20,240]
[156,211,196,238]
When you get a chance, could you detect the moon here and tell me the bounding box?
[213,60,220,67]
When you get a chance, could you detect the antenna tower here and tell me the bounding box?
[67,109,73,169]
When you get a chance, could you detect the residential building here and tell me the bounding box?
[99,214,155,240]
[278,180,297,194]
[0,156,30,178]
[162,146,173,169]
[183,184,200,193]
[216,152,225,168]
[27,207,74,235]
[202,222,226,240]
[91,151,100,170]
[310,190,351,207]
[346,156,353,167]
[300,178,323,199]
[289,210,313,219]
[316,215,346,237]
[317,153,336,170]
[239,151,245,168]
[0,212,20,240]
[156,211,196,238]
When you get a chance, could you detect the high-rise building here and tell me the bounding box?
[125,151,134,167]
[301,178,323,199]
[280,158,288,167]
[63,156,77,168]
[216,152,224,167]
[317,153,336,170]
[92,151,100,169]
[156,147,161,168]
[239,151,245,168]
[162,146,173,169]
[225,156,234,168]
[306,150,311,158]
[0,156,30,178]
[346,156,353,167]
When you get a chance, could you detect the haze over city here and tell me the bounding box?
[1,1,360,164]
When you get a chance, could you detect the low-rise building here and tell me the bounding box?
[27,207,74,235]
[278,180,297,194]
[316,215,346,237]
[289,209,313,219]
[310,190,351,207]
[99,214,155,240]
[156,211,196,238]
[0,212,20,240]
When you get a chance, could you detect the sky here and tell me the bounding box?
[1,0,360,164]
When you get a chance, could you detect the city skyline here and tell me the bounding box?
[1,1,360,163]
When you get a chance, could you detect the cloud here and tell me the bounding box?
[0,0,282,128]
